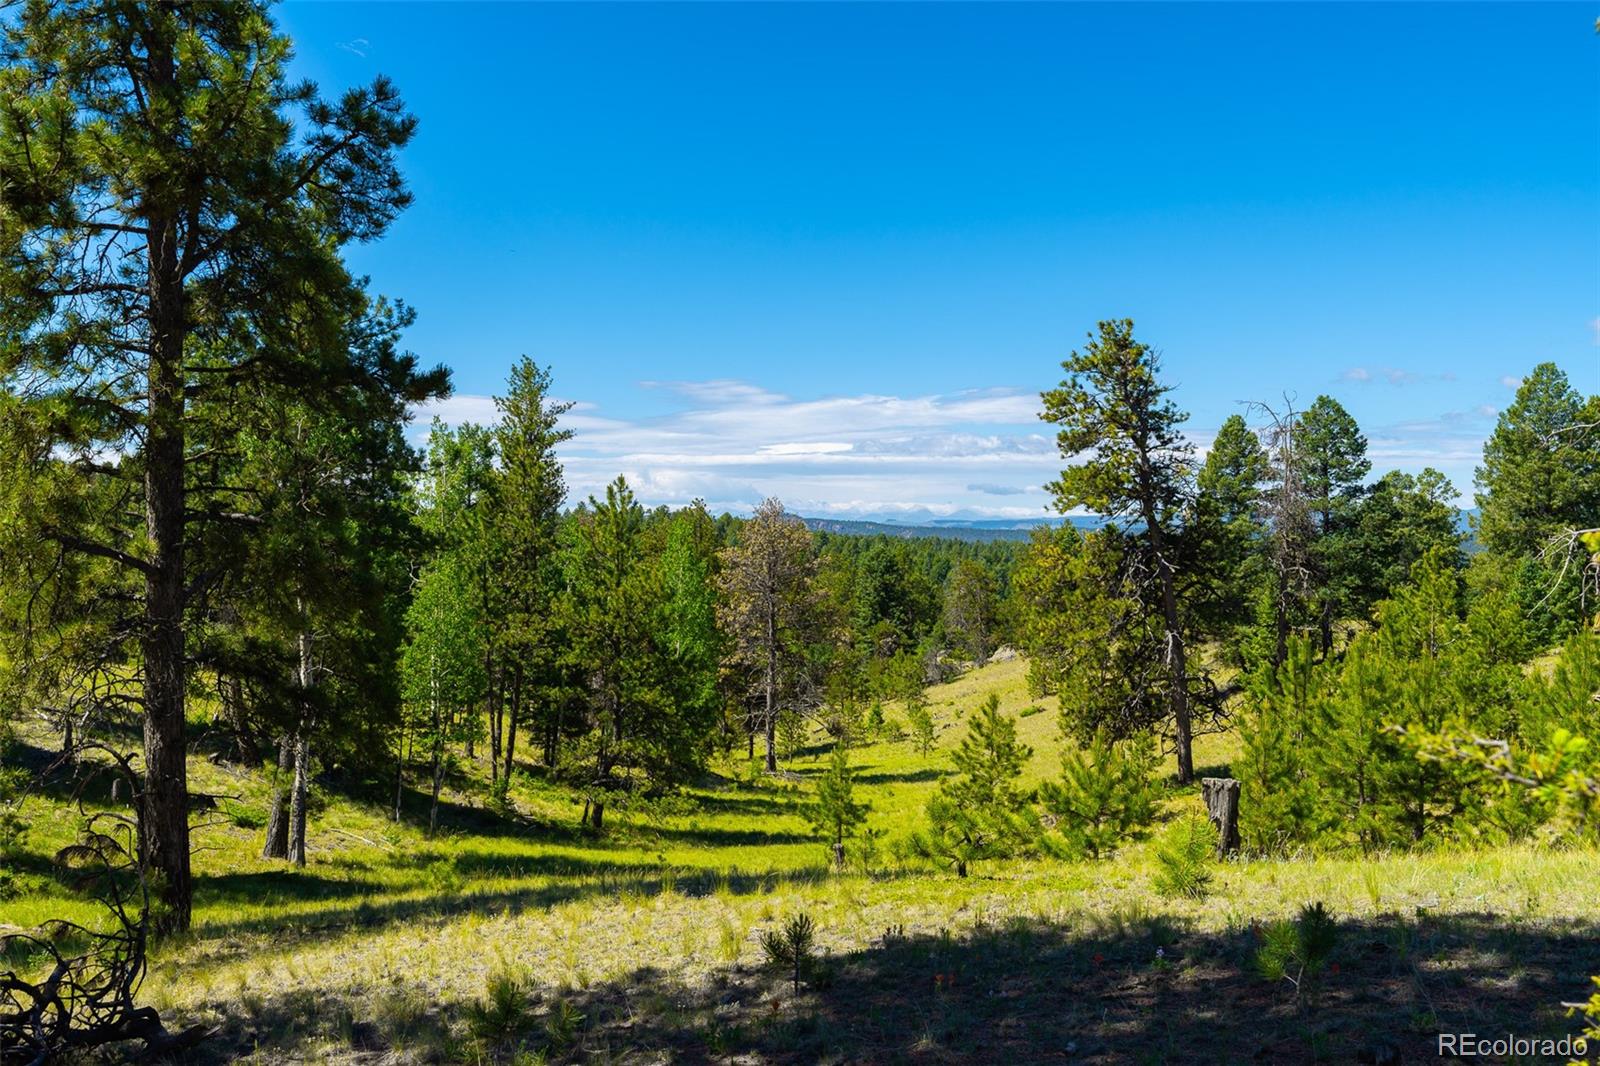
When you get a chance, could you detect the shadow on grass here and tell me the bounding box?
[853,767,946,786]
[187,851,913,951]
[177,909,1600,1065]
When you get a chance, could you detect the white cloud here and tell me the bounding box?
[1342,366,1452,387]
[411,380,1061,518]
[1500,375,1522,389]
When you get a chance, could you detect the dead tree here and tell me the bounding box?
[1202,777,1241,859]
[1,749,213,1064]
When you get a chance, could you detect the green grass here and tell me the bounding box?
[6,657,1598,1064]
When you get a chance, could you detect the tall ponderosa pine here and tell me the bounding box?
[561,478,659,830]
[243,301,442,865]
[1295,396,1371,654]
[1193,414,1268,662]
[1042,320,1204,781]
[492,358,573,785]
[1475,364,1600,636]
[0,2,418,930]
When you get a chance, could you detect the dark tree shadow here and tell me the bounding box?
[169,909,1600,1064]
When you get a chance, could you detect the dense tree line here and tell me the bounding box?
[1013,320,1599,854]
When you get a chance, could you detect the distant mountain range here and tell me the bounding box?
[804,509,1482,547]
[801,515,1103,543]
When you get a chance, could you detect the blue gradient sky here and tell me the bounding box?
[278,2,1598,519]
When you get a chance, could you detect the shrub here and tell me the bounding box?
[543,998,584,1051]
[760,912,818,992]
[220,799,266,830]
[907,700,935,755]
[465,967,531,1042]
[1040,728,1159,859]
[1255,901,1340,1005]
[1152,815,1215,900]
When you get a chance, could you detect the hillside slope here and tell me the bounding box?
[4,659,1596,1064]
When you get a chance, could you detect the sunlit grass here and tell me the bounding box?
[7,657,1597,1062]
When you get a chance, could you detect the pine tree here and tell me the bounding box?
[716,499,822,772]
[1234,639,1327,854]
[943,559,999,665]
[1475,363,1600,558]
[0,0,421,932]
[1042,320,1204,781]
[493,359,574,784]
[808,746,868,864]
[1040,729,1159,859]
[914,694,1034,876]
[1192,414,1269,662]
[1295,396,1371,655]
[560,478,665,830]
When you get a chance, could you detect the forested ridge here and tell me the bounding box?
[2,4,1598,1064]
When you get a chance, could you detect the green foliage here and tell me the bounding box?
[906,701,935,756]
[1040,729,1159,859]
[465,966,532,1043]
[760,912,819,992]
[0,764,28,864]
[1235,640,1327,854]
[807,746,869,852]
[1255,901,1340,1004]
[943,559,1000,664]
[544,999,585,1052]
[1019,527,1173,742]
[1151,816,1215,900]
[1193,414,1269,659]
[1475,363,1600,559]
[914,694,1035,876]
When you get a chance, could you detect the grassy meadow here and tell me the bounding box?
[6,657,1598,1064]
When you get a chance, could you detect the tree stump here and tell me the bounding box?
[1201,777,1240,859]
[832,842,846,871]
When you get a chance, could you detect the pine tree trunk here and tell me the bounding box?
[504,663,521,783]
[262,736,291,859]
[1144,516,1194,783]
[428,730,444,838]
[224,674,259,765]
[392,727,405,823]
[764,603,778,773]
[139,28,192,937]
[286,731,310,866]
[487,658,501,787]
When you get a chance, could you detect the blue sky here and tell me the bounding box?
[278,2,1598,519]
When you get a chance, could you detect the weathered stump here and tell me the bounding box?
[832,842,846,871]
[1201,777,1240,858]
